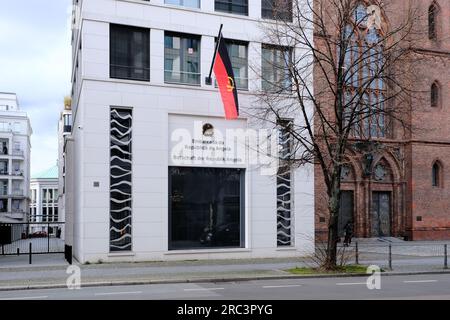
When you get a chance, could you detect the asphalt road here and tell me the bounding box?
[0,273,450,300]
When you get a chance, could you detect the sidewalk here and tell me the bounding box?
[1,251,449,291]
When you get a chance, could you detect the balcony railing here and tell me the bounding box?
[0,149,24,157]
[12,189,24,197]
[12,170,24,177]
[0,170,24,177]
[12,150,24,157]
[164,70,201,86]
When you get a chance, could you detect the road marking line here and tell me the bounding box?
[263,285,302,289]
[0,296,48,300]
[94,291,142,296]
[403,280,438,283]
[184,288,225,292]
[336,282,367,286]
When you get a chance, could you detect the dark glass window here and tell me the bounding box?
[110,24,150,81]
[215,0,248,16]
[431,82,440,108]
[262,45,292,91]
[428,4,437,40]
[164,32,201,85]
[262,0,293,21]
[169,167,245,250]
[432,162,441,187]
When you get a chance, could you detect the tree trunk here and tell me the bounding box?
[324,176,341,270]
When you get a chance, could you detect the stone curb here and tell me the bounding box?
[0,270,449,292]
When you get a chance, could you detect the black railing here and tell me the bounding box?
[0,222,64,255]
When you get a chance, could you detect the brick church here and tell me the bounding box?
[314,0,450,241]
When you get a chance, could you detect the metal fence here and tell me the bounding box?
[330,241,450,270]
[0,222,65,256]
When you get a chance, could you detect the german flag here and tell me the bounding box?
[213,31,239,120]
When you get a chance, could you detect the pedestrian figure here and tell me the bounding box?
[343,221,353,247]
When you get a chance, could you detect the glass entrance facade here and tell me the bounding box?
[169,167,245,250]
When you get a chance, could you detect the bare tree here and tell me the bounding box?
[250,0,424,269]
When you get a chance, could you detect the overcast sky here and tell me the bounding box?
[0,0,72,175]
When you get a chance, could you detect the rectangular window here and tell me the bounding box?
[169,167,245,250]
[262,0,293,21]
[110,108,133,252]
[164,32,201,85]
[12,200,20,211]
[165,0,200,8]
[42,189,48,204]
[262,45,292,91]
[215,39,248,90]
[110,24,150,81]
[277,120,293,246]
[215,0,248,16]
[63,114,72,133]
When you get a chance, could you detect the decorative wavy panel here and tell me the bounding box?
[110,108,132,252]
[277,124,293,246]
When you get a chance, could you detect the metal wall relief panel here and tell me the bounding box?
[110,108,132,252]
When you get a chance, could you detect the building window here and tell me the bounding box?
[431,81,440,108]
[110,24,150,81]
[277,120,293,246]
[110,108,133,252]
[0,199,6,213]
[262,45,292,91]
[262,0,293,21]
[215,39,248,90]
[432,161,442,187]
[164,32,201,85]
[428,3,438,40]
[63,114,72,133]
[215,0,248,16]
[165,0,200,8]
[342,4,386,138]
[169,167,245,250]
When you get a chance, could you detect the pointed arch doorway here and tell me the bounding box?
[371,191,391,237]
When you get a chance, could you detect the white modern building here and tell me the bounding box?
[0,93,32,223]
[30,166,59,222]
[65,0,314,264]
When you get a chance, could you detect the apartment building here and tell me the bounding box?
[0,93,32,223]
[29,165,59,234]
[65,0,314,263]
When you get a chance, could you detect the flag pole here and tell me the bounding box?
[205,24,223,85]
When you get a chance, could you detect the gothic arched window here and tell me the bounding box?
[431,81,440,108]
[342,3,385,139]
[432,161,442,187]
[428,3,438,40]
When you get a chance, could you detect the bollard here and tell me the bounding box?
[445,244,448,270]
[29,242,32,265]
[355,241,359,265]
[17,248,19,256]
[388,244,392,270]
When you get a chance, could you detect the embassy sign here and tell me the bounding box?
[169,114,279,175]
